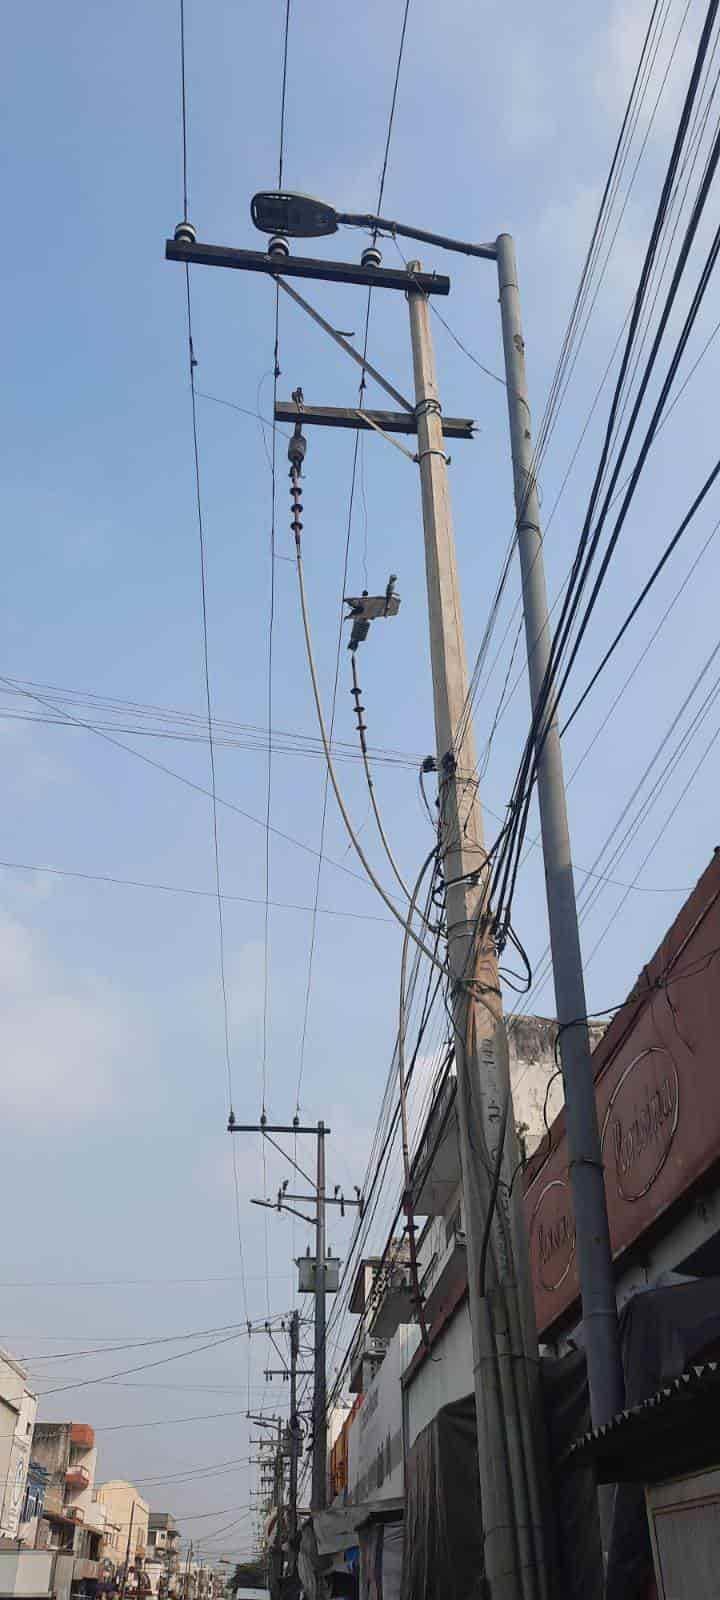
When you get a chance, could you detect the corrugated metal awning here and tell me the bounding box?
[567,1362,720,1483]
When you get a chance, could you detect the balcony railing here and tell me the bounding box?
[65,1466,90,1491]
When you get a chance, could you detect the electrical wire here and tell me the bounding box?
[584,718,720,970]
[0,854,398,921]
[451,0,696,757]
[510,641,720,1062]
[294,526,444,971]
[561,454,720,735]
[293,0,417,1115]
[21,1317,280,1362]
[350,652,413,902]
[36,1327,251,1396]
[489,9,720,934]
[261,0,292,1122]
[177,0,249,1334]
[93,1408,256,1434]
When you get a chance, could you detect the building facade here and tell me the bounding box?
[0,1349,37,1540]
[145,1512,180,1596]
[95,1481,149,1575]
[329,849,720,1594]
[28,1423,104,1562]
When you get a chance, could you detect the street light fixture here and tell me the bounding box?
[250,189,496,260]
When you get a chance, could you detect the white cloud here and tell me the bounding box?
[593,0,696,136]
[0,908,141,1126]
[0,717,70,794]
[533,178,647,322]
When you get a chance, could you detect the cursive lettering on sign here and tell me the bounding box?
[530,1179,576,1293]
[601,1047,679,1202]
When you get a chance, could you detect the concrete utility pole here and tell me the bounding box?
[288,1309,300,1553]
[408,268,547,1600]
[118,1498,136,1600]
[312,1120,327,1513]
[229,1117,357,1518]
[495,234,625,1427]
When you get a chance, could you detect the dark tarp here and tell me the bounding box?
[606,1276,720,1600]
[401,1393,485,1600]
[400,1276,720,1600]
[541,1347,603,1600]
[401,1357,603,1600]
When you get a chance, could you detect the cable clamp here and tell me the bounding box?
[414,397,442,418]
[416,446,452,466]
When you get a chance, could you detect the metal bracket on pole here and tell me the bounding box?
[351,409,418,462]
[276,278,414,412]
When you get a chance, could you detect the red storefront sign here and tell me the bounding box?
[523,850,720,1337]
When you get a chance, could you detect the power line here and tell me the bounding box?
[22,1316,281,1362]
[176,3,248,1330]
[257,0,295,1349]
[0,674,415,893]
[373,0,412,234]
[293,0,414,1115]
[0,1274,288,1289]
[0,680,424,767]
[197,389,289,433]
[510,639,720,1063]
[0,856,394,922]
[562,458,720,735]
[179,0,189,221]
[489,11,720,931]
[36,1326,250,1395]
[183,284,234,1123]
[452,0,695,757]
[584,717,720,969]
[93,1407,250,1433]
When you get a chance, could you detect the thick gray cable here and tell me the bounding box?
[398,846,441,1181]
[295,541,445,971]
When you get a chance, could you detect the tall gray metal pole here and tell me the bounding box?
[408,267,548,1600]
[495,232,624,1426]
[311,1120,327,1511]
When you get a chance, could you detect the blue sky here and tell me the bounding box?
[3,0,720,1555]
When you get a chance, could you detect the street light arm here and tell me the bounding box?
[336,211,498,261]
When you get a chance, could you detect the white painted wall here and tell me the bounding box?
[405,1300,473,1449]
[0,1352,37,1538]
[347,1323,419,1503]
[0,1551,54,1595]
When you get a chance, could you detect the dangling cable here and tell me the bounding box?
[289,425,445,972]
[350,652,414,904]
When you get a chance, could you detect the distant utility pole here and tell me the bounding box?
[288,1309,301,1555]
[118,1499,136,1600]
[228,1115,361,1513]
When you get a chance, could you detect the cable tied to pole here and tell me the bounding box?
[289,431,446,970]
